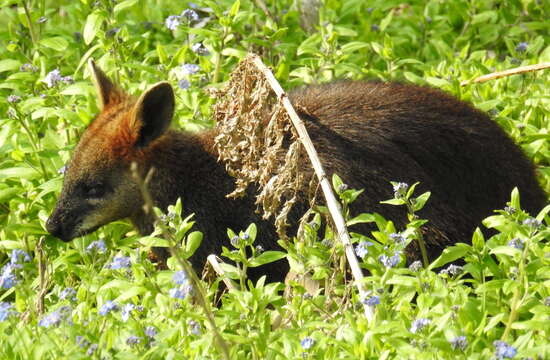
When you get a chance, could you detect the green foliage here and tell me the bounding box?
[0,0,548,358]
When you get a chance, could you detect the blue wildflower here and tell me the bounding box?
[165,15,181,30]
[522,217,541,229]
[86,239,107,253]
[191,42,210,56]
[255,245,264,254]
[126,335,141,346]
[178,79,190,90]
[99,300,119,316]
[355,241,373,259]
[38,306,71,328]
[60,287,77,301]
[58,165,68,175]
[107,256,131,269]
[189,320,201,335]
[409,260,422,272]
[121,303,136,322]
[10,249,31,265]
[7,95,21,104]
[87,344,98,356]
[0,302,16,321]
[230,236,240,248]
[169,284,192,299]
[439,264,463,277]
[450,335,468,351]
[507,238,524,250]
[181,63,200,75]
[515,42,528,53]
[145,326,157,338]
[362,295,380,307]
[181,9,199,22]
[393,182,409,198]
[389,233,407,246]
[19,63,38,72]
[410,318,431,333]
[44,69,63,87]
[0,263,18,289]
[76,335,90,348]
[300,337,315,350]
[379,252,401,268]
[173,271,188,285]
[493,340,517,359]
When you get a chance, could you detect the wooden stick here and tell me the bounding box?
[248,54,374,321]
[461,62,550,86]
[207,255,237,290]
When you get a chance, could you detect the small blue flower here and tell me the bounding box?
[515,42,528,53]
[76,335,90,348]
[379,252,401,268]
[38,306,71,328]
[145,326,157,338]
[300,337,315,350]
[0,302,16,321]
[10,249,31,265]
[507,238,524,250]
[121,303,136,322]
[450,335,468,351]
[493,340,517,359]
[107,256,131,269]
[191,42,210,56]
[173,271,188,285]
[410,318,431,333]
[522,217,541,229]
[87,344,98,356]
[19,63,38,72]
[389,233,407,245]
[409,260,422,272]
[126,335,141,346]
[355,241,373,259]
[87,239,107,253]
[362,295,380,307]
[99,300,119,316]
[165,15,181,30]
[44,69,63,87]
[440,264,463,277]
[393,182,409,198]
[0,263,19,289]
[181,63,200,75]
[230,236,240,248]
[181,9,199,22]
[189,320,201,335]
[169,284,192,299]
[178,79,191,90]
[60,287,77,301]
[7,95,21,103]
[58,165,68,175]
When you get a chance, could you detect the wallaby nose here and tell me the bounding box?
[46,214,62,239]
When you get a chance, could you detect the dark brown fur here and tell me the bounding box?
[47,64,546,283]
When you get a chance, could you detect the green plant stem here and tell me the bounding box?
[131,164,231,360]
[22,1,38,48]
[406,202,429,267]
[502,236,530,340]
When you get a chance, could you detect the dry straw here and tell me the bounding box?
[213,53,374,320]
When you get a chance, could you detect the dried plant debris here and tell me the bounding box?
[213,56,316,237]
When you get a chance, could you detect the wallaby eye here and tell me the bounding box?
[83,183,106,198]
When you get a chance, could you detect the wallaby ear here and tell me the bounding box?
[131,82,174,148]
[88,59,119,108]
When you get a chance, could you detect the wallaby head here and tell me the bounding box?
[46,60,175,241]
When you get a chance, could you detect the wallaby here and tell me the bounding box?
[46,60,546,282]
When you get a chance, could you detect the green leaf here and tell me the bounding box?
[185,231,203,257]
[40,37,69,52]
[0,59,21,73]
[412,192,431,211]
[248,251,286,267]
[245,223,257,242]
[428,244,470,269]
[347,213,377,226]
[340,42,369,54]
[83,13,104,45]
[379,9,394,32]
[0,167,40,180]
[229,0,240,17]
[113,0,138,14]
